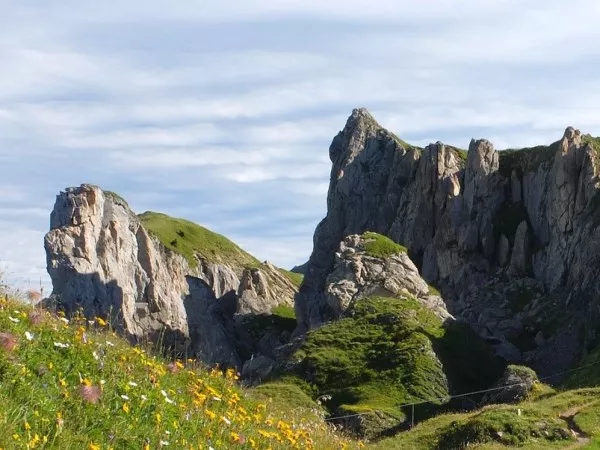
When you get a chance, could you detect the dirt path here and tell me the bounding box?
[559,407,591,449]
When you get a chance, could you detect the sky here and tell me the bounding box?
[2,0,600,293]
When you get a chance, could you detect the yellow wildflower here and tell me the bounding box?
[88,443,100,450]
[96,317,107,326]
[122,403,130,413]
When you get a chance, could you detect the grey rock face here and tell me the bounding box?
[481,365,538,405]
[45,185,297,369]
[325,234,452,321]
[297,109,600,375]
[237,262,295,315]
[508,221,531,275]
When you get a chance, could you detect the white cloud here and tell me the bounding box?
[2,0,600,290]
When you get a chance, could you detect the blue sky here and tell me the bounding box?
[2,0,600,292]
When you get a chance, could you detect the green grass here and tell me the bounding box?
[277,269,304,288]
[455,149,468,161]
[362,232,407,258]
[428,285,441,297]
[138,211,259,268]
[238,305,297,345]
[373,387,600,450]
[0,296,359,449]
[104,191,129,208]
[498,141,561,178]
[276,296,503,437]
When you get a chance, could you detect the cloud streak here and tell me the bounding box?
[1,0,600,291]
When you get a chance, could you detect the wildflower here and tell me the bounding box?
[159,441,170,447]
[60,317,70,325]
[28,310,44,325]
[8,316,20,323]
[88,443,100,450]
[53,342,69,349]
[0,332,18,352]
[141,395,148,402]
[122,403,130,414]
[155,413,162,424]
[24,422,31,431]
[121,395,130,400]
[220,416,231,425]
[204,409,216,420]
[106,341,115,347]
[175,361,184,370]
[25,331,34,341]
[96,317,107,326]
[93,351,100,360]
[166,362,179,374]
[78,385,102,404]
[128,381,138,387]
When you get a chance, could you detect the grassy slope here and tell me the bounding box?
[137,211,302,287]
[277,296,503,433]
[138,211,260,268]
[0,297,359,450]
[373,386,600,450]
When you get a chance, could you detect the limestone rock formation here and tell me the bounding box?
[325,234,452,321]
[45,185,297,369]
[297,108,600,377]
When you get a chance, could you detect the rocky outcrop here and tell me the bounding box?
[45,185,297,369]
[297,108,600,377]
[325,234,452,321]
[237,263,297,315]
[481,365,538,405]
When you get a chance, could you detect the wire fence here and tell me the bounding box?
[324,358,600,423]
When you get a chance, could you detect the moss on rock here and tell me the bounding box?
[362,232,408,258]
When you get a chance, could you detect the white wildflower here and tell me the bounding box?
[128,381,138,387]
[24,331,34,341]
[9,316,20,323]
[60,317,69,324]
[121,395,130,400]
[53,342,69,348]
[221,416,231,425]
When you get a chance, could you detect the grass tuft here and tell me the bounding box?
[362,232,407,259]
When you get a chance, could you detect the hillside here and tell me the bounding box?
[0,295,357,449]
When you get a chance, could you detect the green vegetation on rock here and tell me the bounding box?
[277,269,304,288]
[104,190,129,208]
[276,296,504,437]
[498,141,561,178]
[138,211,259,268]
[362,232,408,258]
[373,387,600,450]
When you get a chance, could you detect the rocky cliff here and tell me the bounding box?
[297,108,600,376]
[45,185,298,369]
